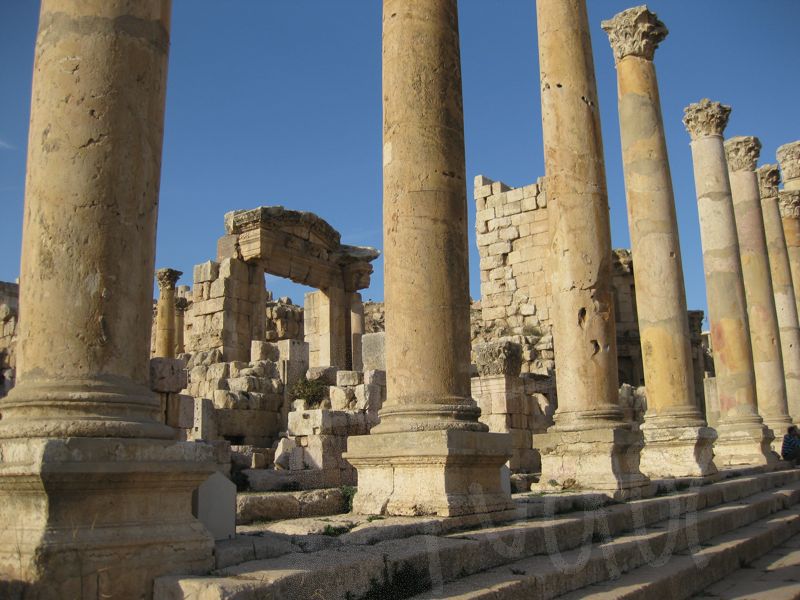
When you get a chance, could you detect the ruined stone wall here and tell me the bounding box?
[265,295,304,342]
[0,281,19,397]
[364,301,385,333]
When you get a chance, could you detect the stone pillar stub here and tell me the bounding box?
[532,0,648,498]
[757,164,800,424]
[683,100,774,466]
[725,136,791,437]
[155,268,182,358]
[0,1,215,595]
[602,6,715,479]
[345,0,513,517]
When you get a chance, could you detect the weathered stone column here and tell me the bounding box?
[155,268,182,358]
[683,100,774,466]
[174,296,189,355]
[345,0,513,516]
[758,164,800,423]
[350,292,364,372]
[0,2,214,595]
[778,142,800,191]
[725,136,792,440]
[531,0,648,498]
[602,6,716,478]
[778,142,800,322]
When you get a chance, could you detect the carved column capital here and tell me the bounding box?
[779,190,800,220]
[155,268,182,291]
[724,136,761,172]
[601,6,667,62]
[683,99,731,140]
[174,296,189,313]
[777,141,800,182]
[757,164,781,200]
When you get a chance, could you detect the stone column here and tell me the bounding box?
[758,165,800,423]
[777,142,800,322]
[155,268,182,358]
[725,136,792,440]
[531,0,648,498]
[0,1,214,595]
[175,296,189,356]
[345,0,513,516]
[350,292,364,372]
[683,100,774,466]
[602,6,716,478]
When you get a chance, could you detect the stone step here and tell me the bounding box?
[236,488,348,524]
[154,469,800,599]
[411,485,800,599]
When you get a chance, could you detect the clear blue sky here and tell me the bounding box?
[1,2,798,323]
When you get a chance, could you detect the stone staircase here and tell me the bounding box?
[154,467,800,600]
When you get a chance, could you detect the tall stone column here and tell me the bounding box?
[175,296,189,356]
[683,100,774,466]
[0,2,214,595]
[350,292,365,372]
[531,0,648,498]
[777,142,800,322]
[725,136,792,440]
[758,164,800,423]
[155,268,182,358]
[602,6,716,478]
[345,0,513,516]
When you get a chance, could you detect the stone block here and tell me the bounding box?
[474,341,522,377]
[194,260,219,284]
[288,409,348,436]
[336,370,363,387]
[354,383,382,412]
[251,340,280,362]
[205,362,229,380]
[193,471,236,541]
[329,386,355,411]
[227,376,259,393]
[193,397,216,441]
[273,437,296,470]
[150,357,188,393]
[363,369,386,386]
[303,435,345,470]
[306,366,338,386]
[218,258,250,281]
[361,332,385,371]
[166,394,195,429]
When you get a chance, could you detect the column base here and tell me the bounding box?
[0,437,215,599]
[532,426,650,500]
[639,424,718,479]
[714,422,777,467]
[763,418,794,453]
[344,429,514,517]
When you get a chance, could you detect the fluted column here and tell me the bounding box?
[155,268,182,358]
[602,6,715,478]
[683,100,774,465]
[0,2,214,593]
[725,137,791,439]
[174,296,189,356]
[344,0,513,517]
[531,0,647,498]
[758,165,800,423]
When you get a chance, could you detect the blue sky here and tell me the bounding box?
[1,2,798,324]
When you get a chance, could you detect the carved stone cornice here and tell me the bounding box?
[779,190,800,220]
[155,268,182,291]
[601,5,668,62]
[757,164,781,200]
[683,99,731,140]
[777,141,800,182]
[724,136,761,172]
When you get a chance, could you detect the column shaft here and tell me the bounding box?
[778,142,800,323]
[155,268,181,359]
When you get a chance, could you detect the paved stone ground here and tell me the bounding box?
[695,533,800,599]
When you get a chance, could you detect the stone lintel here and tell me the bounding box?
[724,135,762,172]
[757,164,781,200]
[777,141,800,181]
[601,5,668,62]
[683,99,731,140]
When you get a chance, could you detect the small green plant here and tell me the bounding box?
[290,377,327,408]
[322,523,354,537]
[340,485,357,512]
[366,515,384,523]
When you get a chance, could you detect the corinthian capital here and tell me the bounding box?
[757,164,781,200]
[777,141,800,181]
[174,296,189,313]
[683,99,731,140]
[601,6,668,62]
[724,136,761,172]
[779,190,800,220]
[156,268,182,291]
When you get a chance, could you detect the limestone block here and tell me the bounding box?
[228,361,250,378]
[193,397,217,441]
[251,340,280,363]
[361,332,385,371]
[194,261,219,284]
[213,390,238,409]
[288,409,348,436]
[227,376,259,393]
[474,341,522,377]
[191,365,208,382]
[336,370,363,387]
[215,410,279,444]
[166,394,195,429]
[193,471,236,541]
[364,369,386,386]
[329,386,355,411]
[273,437,296,470]
[306,366,338,386]
[303,435,345,470]
[150,357,188,393]
[206,362,229,380]
[354,383,382,412]
[218,258,250,282]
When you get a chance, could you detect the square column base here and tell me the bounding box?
[0,437,216,599]
[344,429,514,517]
[532,426,650,500]
[639,425,719,479]
[714,423,777,467]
